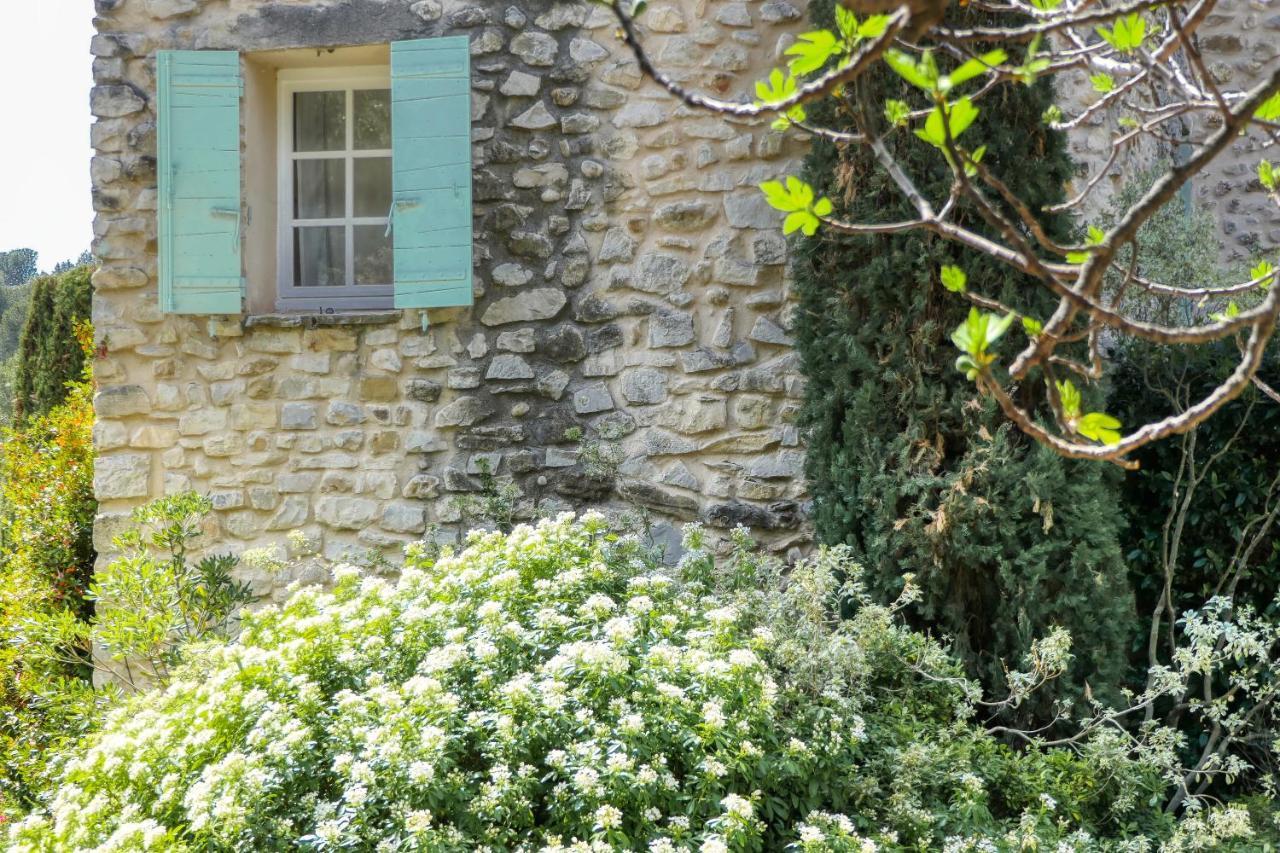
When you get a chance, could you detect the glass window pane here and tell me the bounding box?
[354,89,391,150]
[294,159,346,219]
[294,90,346,152]
[294,226,346,288]
[354,225,393,286]
[353,157,392,218]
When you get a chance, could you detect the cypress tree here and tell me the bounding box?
[12,264,93,422]
[792,3,1134,704]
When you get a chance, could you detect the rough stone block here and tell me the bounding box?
[358,375,400,401]
[94,453,151,500]
[316,497,379,530]
[621,368,668,404]
[573,382,614,414]
[482,289,566,325]
[178,409,227,436]
[381,501,427,534]
[281,403,318,430]
[96,384,151,417]
[129,425,179,448]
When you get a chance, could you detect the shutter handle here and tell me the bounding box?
[210,206,240,249]
[385,197,421,237]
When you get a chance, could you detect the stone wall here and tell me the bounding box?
[90,0,814,585]
[1058,0,1280,264]
[90,0,1271,587]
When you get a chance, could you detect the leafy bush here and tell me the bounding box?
[0,322,98,812]
[12,515,1274,851]
[86,492,255,690]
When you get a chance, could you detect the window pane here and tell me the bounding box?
[294,226,346,288]
[354,225,393,285]
[294,159,345,219]
[294,90,346,152]
[354,89,391,150]
[354,157,392,218]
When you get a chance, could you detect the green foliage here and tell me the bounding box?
[1255,90,1280,123]
[0,282,32,425]
[1112,342,1280,639]
[1261,159,1277,191]
[0,328,98,813]
[791,1,1134,710]
[1096,14,1146,53]
[760,177,832,236]
[87,493,254,688]
[18,515,1271,851]
[11,264,93,423]
[0,249,38,287]
[1102,162,1280,800]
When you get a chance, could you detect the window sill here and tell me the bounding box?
[244,310,401,329]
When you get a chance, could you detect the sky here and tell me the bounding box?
[0,2,95,273]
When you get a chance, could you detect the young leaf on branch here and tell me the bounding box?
[1097,14,1146,53]
[1261,160,1277,191]
[952,308,1014,381]
[940,265,967,293]
[1255,91,1280,122]
[759,176,833,237]
[915,97,979,149]
[1056,380,1123,446]
[754,68,807,130]
[785,30,843,76]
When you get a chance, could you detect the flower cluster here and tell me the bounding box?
[7,515,1266,850]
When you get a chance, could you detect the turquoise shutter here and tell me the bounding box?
[157,50,243,314]
[390,37,473,321]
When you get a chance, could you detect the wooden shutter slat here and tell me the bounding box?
[157,50,243,315]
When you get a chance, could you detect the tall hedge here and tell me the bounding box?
[792,3,1134,702]
[11,264,92,423]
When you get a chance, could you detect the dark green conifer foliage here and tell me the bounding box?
[12,264,93,422]
[793,1,1134,702]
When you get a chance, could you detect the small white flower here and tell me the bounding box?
[316,820,343,845]
[595,804,622,830]
[580,594,618,620]
[721,793,753,820]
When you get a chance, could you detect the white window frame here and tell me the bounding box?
[276,65,393,312]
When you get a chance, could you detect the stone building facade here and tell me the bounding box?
[1059,1,1280,261]
[89,0,1273,589]
[90,0,813,586]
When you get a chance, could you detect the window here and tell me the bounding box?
[276,66,394,310]
[156,39,474,321]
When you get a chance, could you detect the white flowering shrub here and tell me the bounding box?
[6,514,1270,851]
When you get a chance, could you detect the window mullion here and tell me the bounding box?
[345,87,356,291]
